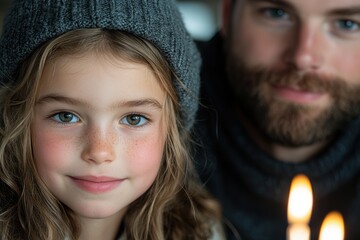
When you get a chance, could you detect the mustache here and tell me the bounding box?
[245,68,347,94]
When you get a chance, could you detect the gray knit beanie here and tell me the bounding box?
[0,0,200,129]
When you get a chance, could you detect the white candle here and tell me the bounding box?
[287,174,313,240]
[287,223,310,240]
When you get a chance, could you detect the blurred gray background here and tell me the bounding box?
[0,0,220,40]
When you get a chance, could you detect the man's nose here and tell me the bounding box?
[81,126,116,164]
[285,23,325,72]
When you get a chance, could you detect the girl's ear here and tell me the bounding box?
[220,0,233,37]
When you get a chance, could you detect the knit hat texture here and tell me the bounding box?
[0,0,200,129]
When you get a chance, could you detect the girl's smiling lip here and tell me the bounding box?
[69,175,125,194]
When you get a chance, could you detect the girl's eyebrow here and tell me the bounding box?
[110,98,163,110]
[36,94,163,110]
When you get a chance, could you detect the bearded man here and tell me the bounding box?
[194,0,360,239]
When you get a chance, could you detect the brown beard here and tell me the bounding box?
[226,54,360,147]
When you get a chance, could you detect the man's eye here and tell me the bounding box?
[336,19,359,31]
[121,114,149,126]
[52,112,80,123]
[263,8,289,20]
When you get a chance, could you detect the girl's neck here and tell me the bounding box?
[78,209,127,240]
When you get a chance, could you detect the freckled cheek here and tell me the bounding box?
[124,133,165,178]
[32,128,76,173]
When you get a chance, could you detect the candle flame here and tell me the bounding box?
[319,211,344,240]
[287,174,313,224]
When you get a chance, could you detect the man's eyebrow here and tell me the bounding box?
[248,0,360,16]
[247,0,293,9]
[36,94,163,110]
[328,7,360,16]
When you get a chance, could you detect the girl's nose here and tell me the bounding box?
[81,126,116,164]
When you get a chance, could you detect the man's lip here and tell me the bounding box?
[272,85,325,103]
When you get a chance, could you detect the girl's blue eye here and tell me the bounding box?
[336,19,359,31]
[52,112,80,123]
[121,114,148,126]
[263,8,289,19]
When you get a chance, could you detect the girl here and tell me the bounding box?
[0,1,223,239]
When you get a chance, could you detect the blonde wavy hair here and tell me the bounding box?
[0,29,221,240]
